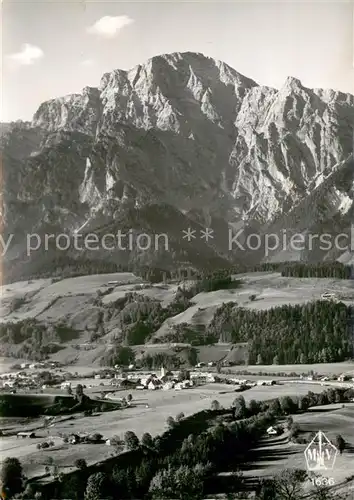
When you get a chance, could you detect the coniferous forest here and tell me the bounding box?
[209,301,352,364]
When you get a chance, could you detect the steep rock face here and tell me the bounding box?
[33,87,101,134]
[1,52,354,277]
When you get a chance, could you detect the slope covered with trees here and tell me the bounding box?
[209,300,352,364]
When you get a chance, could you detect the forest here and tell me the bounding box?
[209,300,352,364]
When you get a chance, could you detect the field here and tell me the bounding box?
[0,382,334,482]
[227,362,354,377]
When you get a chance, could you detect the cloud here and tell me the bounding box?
[86,15,134,38]
[81,59,95,67]
[7,43,44,66]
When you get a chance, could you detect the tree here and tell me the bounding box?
[286,416,294,429]
[149,464,205,499]
[175,412,185,422]
[75,384,84,398]
[299,352,307,364]
[298,396,310,412]
[233,396,247,419]
[84,472,108,500]
[124,430,139,450]
[51,465,59,479]
[114,346,135,366]
[335,434,345,454]
[280,396,296,414]
[141,432,153,448]
[211,400,221,410]
[0,457,24,497]
[269,398,282,416]
[110,435,124,452]
[268,469,308,499]
[166,416,175,429]
[75,459,87,470]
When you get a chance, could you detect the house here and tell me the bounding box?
[69,434,80,444]
[17,431,35,438]
[141,374,159,387]
[266,426,280,436]
[148,380,161,390]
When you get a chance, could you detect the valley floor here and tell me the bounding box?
[0,382,339,481]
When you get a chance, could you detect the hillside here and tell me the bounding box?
[0,271,353,367]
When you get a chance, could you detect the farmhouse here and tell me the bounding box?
[148,379,161,390]
[266,426,279,436]
[17,431,36,438]
[257,380,276,386]
[69,434,80,444]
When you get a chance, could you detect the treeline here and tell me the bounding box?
[280,262,352,279]
[209,300,352,364]
[0,319,79,361]
[155,323,218,346]
[100,345,197,369]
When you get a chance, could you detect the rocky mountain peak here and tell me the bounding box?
[2,52,353,279]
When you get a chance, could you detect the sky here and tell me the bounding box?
[1,0,354,122]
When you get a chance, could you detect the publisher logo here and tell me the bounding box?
[304,430,338,471]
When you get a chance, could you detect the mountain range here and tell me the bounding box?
[1,51,353,282]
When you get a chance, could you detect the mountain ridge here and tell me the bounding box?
[2,51,353,281]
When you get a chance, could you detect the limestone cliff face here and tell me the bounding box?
[2,52,354,275]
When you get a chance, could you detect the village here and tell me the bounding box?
[1,359,354,394]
